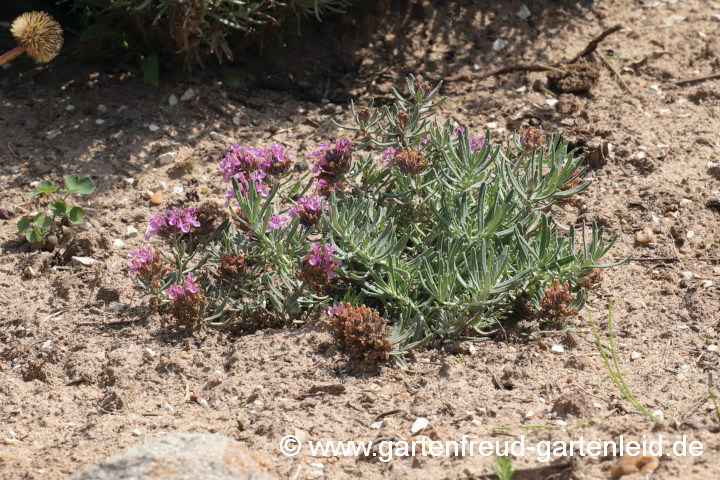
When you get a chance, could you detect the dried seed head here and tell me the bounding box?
[357,107,371,124]
[11,11,63,63]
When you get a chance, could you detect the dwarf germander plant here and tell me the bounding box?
[17,174,94,245]
[130,75,621,365]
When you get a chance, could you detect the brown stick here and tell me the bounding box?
[595,52,633,95]
[0,45,27,65]
[567,24,624,64]
[665,73,720,86]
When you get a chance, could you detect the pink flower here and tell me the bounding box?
[328,302,346,316]
[220,145,266,182]
[267,215,289,231]
[167,273,201,299]
[144,208,200,240]
[307,242,342,279]
[311,139,352,178]
[128,246,153,275]
[382,146,397,168]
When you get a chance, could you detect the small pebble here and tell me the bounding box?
[545,98,559,107]
[173,186,184,194]
[370,421,384,429]
[113,239,125,248]
[635,227,654,244]
[209,131,226,142]
[148,124,160,132]
[197,398,208,407]
[550,345,564,353]
[707,345,718,352]
[682,271,694,280]
[180,88,195,101]
[131,429,143,437]
[630,351,641,360]
[711,14,720,21]
[168,95,178,106]
[149,190,164,205]
[492,39,505,51]
[126,226,139,237]
[122,177,135,186]
[95,119,105,125]
[523,411,535,419]
[23,266,36,278]
[97,104,107,114]
[157,152,177,165]
[232,116,242,126]
[71,256,97,267]
[410,417,429,433]
[516,5,531,20]
[65,105,76,112]
[701,280,714,288]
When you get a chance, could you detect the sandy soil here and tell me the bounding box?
[1,1,720,479]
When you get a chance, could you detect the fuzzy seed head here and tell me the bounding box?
[11,11,63,63]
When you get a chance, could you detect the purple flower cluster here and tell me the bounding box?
[307,242,341,280]
[288,195,328,225]
[328,302,346,316]
[128,246,153,275]
[311,139,352,176]
[145,207,200,240]
[167,273,200,299]
[382,146,397,168]
[220,144,294,205]
[267,215,289,231]
[452,126,484,152]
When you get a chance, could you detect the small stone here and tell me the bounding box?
[209,131,226,142]
[197,398,209,407]
[686,230,695,239]
[169,95,178,106]
[180,88,195,101]
[550,345,565,353]
[142,190,154,200]
[158,152,178,165]
[78,221,93,231]
[682,271,694,280]
[410,417,429,433]
[370,421,384,429]
[492,39,505,51]
[122,177,135,186]
[151,182,168,191]
[555,419,567,426]
[132,429,143,437]
[545,98,559,107]
[113,239,125,248]
[486,121,498,129]
[97,104,107,114]
[516,5,531,20]
[44,235,59,252]
[611,454,659,479]
[630,351,641,360]
[148,124,160,132]
[72,256,97,267]
[631,151,647,160]
[652,410,664,420]
[149,190,164,206]
[524,411,535,419]
[173,186,184,194]
[294,161,309,172]
[711,14,720,21]
[23,266,36,278]
[707,345,718,352]
[65,105,76,112]
[107,302,126,312]
[160,403,174,412]
[232,116,242,126]
[701,280,714,288]
[646,85,663,96]
[95,119,105,125]
[635,227,654,244]
[126,226,139,237]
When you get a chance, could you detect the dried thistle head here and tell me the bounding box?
[11,12,63,63]
[327,303,391,364]
[517,126,546,153]
[538,281,577,326]
[394,148,430,175]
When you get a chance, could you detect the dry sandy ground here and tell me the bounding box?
[1,0,720,479]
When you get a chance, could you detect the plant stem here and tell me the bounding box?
[0,46,27,65]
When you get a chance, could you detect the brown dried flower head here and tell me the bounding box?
[395,148,430,175]
[169,290,207,329]
[357,107,371,124]
[517,126,546,152]
[327,303,391,364]
[538,281,577,325]
[193,201,225,236]
[11,12,63,63]
[396,111,410,130]
[217,254,246,281]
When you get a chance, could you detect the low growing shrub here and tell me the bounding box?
[131,75,621,364]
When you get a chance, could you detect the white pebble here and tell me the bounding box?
[545,98,559,107]
[516,5,531,20]
[95,119,105,125]
[126,226,139,237]
[71,256,97,267]
[168,95,178,106]
[652,410,664,420]
[131,429,143,437]
[486,121,498,129]
[148,124,160,132]
[492,39,505,51]
[550,345,565,353]
[524,411,535,419]
[701,280,714,288]
[410,417,429,433]
[158,152,177,165]
[630,351,642,360]
[682,271,694,280]
[180,88,195,101]
[65,105,76,112]
[686,230,695,239]
[370,421,384,429]
[113,239,125,248]
[707,345,718,352]
[173,186,184,194]
[122,177,135,186]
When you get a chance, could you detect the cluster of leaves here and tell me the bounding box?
[17,175,93,245]
[67,0,349,71]
[131,75,620,364]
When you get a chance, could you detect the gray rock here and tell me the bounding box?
[66,433,276,480]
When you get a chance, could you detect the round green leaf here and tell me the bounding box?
[26,228,43,244]
[34,213,53,230]
[31,180,59,197]
[64,175,94,195]
[68,206,87,224]
[49,201,67,216]
[17,216,31,233]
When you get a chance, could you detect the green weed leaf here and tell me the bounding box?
[64,175,94,195]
